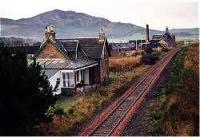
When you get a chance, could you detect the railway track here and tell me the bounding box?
[79,48,180,136]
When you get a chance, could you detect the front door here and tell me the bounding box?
[89,66,99,84]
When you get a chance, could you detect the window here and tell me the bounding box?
[67,73,70,87]
[62,72,74,88]
[76,71,79,82]
[62,73,66,87]
[81,70,84,81]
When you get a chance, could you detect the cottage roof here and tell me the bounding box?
[32,58,98,70]
[57,39,78,51]
[81,45,103,59]
[109,42,135,51]
[60,38,100,45]
[152,34,163,40]
[57,38,109,59]
[34,39,70,59]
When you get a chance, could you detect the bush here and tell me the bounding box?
[68,107,74,115]
[61,88,73,96]
[0,45,56,135]
[54,108,65,115]
[149,120,164,135]
[142,53,159,65]
[101,78,112,86]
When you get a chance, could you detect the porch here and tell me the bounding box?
[35,58,100,95]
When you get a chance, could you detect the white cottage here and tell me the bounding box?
[33,25,110,95]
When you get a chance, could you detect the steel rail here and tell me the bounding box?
[79,48,179,136]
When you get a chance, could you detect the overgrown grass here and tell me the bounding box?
[109,55,142,72]
[38,64,149,135]
[148,43,199,136]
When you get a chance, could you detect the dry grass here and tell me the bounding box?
[38,64,149,135]
[184,43,199,73]
[109,55,142,72]
[148,43,199,136]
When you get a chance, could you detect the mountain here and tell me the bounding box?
[0,9,198,41]
[170,28,199,36]
[1,9,161,41]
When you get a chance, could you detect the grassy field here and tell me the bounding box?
[147,43,199,136]
[109,55,142,72]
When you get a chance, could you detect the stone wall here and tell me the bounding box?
[36,42,65,59]
[100,57,109,81]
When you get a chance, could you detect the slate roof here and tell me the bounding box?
[160,32,176,46]
[33,58,98,70]
[109,43,136,51]
[60,38,100,45]
[57,38,107,59]
[151,32,175,47]
[152,34,163,40]
[57,39,78,51]
[7,37,108,60]
[81,45,103,59]
[9,37,107,70]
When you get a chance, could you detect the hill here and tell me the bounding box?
[1,9,198,41]
[1,9,161,40]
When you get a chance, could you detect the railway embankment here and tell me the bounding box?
[79,48,179,136]
[122,43,199,136]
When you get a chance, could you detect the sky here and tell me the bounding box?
[0,0,199,30]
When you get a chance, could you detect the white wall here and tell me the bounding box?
[47,68,91,95]
[49,70,61,94]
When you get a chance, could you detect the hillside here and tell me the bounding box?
[1,9,161,40]
[1,9,198,41]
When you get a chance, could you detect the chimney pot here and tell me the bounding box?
[98,28,106,43]
[45,25,56,40]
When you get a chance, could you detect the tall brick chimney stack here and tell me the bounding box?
[45,25,56,41]
[146,24,150,42]
[165,26,169,33]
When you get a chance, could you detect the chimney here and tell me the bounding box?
[45,25,56,41]
[165,26,169,33]
[98,28,106,43]
[146,24,150,42]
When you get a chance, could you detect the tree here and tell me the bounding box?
[0,43,56,135]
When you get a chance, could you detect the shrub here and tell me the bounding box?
[101,78,112,86]
[141,53,159,65]
[67,107,74,115]
[54,108,65,115]
[0,45,56,135]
